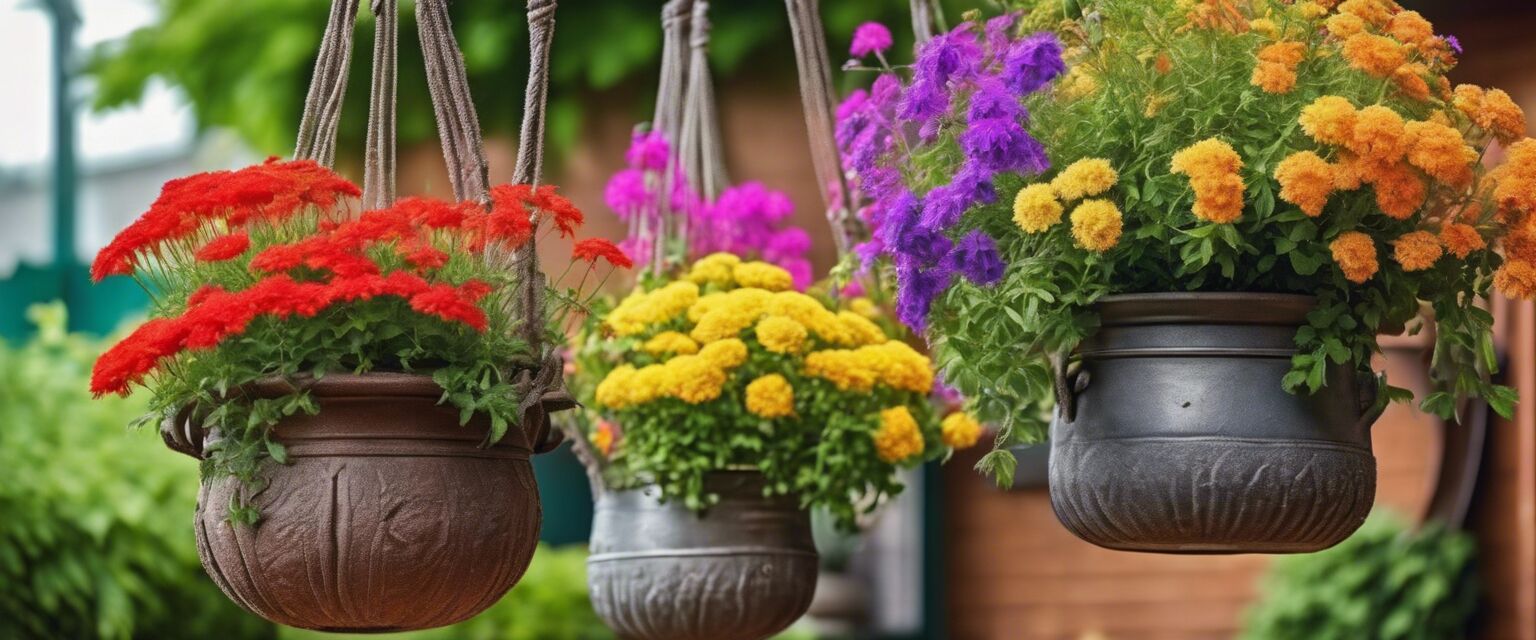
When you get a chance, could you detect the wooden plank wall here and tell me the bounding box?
[942,346,1443,640]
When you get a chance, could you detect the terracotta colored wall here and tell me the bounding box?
[941,344,1444,640]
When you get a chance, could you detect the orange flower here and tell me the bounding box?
[1387,11,1435,48]
[1171,138,1246,224]
[1259,41,1307,66]
[1275,151,1335,216]
[1347,105,1409,163]
[1326,13,1366,39]
[1481,89,1528,144]
[1300,96,1358,146]
[1404,120,1476,186]
[1392,230,1443,271]
[1364,161,1427,220]
[1495,260,1536,300]
[1494,139,1536,219]
[1332,153,1366,191]
[1452,84,1485,122]
[1331,231,1379,283]
[1342,33,1406,77]
[1392,65,1431,102]
[1439,222,1486,259]
[1339,0,1391,27]
[1505,227,1536,263]
[1154,53,1173,74]
[1252,62,1297,94]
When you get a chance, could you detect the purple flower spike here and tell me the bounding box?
[1003,33,1065,95]
[961,118,1049,174]
[899,79,950,124]
[851,22,894,58]
[895,257,956,330]
[919,183,968,232]
[947,230,1007,286]
[968,76,1024,123]
[1445,35,1463,55]
[914,27,983,87]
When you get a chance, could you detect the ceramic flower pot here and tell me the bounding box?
[1048,293,1384,554]
[168,372,564,632]
[587,471,818,640]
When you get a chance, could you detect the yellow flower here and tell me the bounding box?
[1342,33,1406,78]
[941,412,983,449]
[1058,67,1099,100]
[687,252,740,287]
[804,341,933,393]
[1275,151,1335,217]
[733,261,794,292]
[1249,18,1278,38]
[873,406,925,463]
[745,374,795,418]
[848,297,880,319]
[1013,183,1065,233]
[688,287,772,323]
[606,281,700,336]
[595,365,637,408]
[1300,96,1358,147]
[1330,231,1379,283]
[755,315,808,354]
[630,364,669,405]
[1171,138,1246,224]
[767,291,849,344]
[1070,200,1124,252]
[1404,120,1476,186]
[642,331,699,356]
[838,311,889,346]
[698,338,749,369]
[1393,230,1443,271]
[663,355,727,404]
[1295,2,1327,19]
[1347,105,1409,164]
[1050,158,1119,201]
[1495,260,1536,300]
[1440,222,1486,259]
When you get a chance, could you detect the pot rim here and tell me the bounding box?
[1095,292,1316,327]
[247,371,444,400]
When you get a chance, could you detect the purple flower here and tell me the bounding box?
[984,14,1019,59]
[947,230,1006,286]
[604,168,650,218]
[850,22,894,58]
[855,239,885,269]
[898,79,950,124]
[919,183,968,231]
[895,226,953,264]
[1444,35,1463,55]
[626,131,671,171]
[1003,33,1065,95]
[953,163,998,205]
[877,191,921,250]
[960,118,1048,174]
[870,74,902,106]
[914,27,983,87]
[895,257,955,330]
[968,76,1025,123]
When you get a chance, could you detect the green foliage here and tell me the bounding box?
[86,0,951,158]
[1243,512,1479,640]
[280,544,609,640]
[0,303,275,640]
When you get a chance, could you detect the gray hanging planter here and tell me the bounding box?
[1048,293,1385,554]
[587,471,818,640]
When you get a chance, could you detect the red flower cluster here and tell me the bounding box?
[573,238,633,268]
[90,272,493,396]
[194,231,252,263]
[91,158,360,281]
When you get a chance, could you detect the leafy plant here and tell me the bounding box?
[88,160,630,521]
[0,303,275,640]
[570,254,980,528]
[1243,512,1479,640]
[85,0,969,158]
[837,0,1530,481]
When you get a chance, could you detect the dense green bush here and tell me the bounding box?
[0,303,275,639]
[1243,512,1479,640]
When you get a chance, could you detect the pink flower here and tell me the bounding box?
[850,22,893,58]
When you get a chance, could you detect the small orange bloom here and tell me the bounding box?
[1364,161,1427,220]
[1439,222,1486,259]
[1339,0,1392,26]
[1331,231,1379,283]
[1252,62,1297,94]
[1481,89,1528,144]
[1300,96,1358,146]
[1392,65,1431,102]
[1495,260,1536,300]
[1171,138,1246,224]
[1275,151,1335,216]
[1342,33,1406,77]
[1393,230,1443,271]
[1404,120,1477,186]
[1326,13,1366,39]
[1387,11,1435,48]
[1348,105,1409,163]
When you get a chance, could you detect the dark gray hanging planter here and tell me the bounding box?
[1048,293,1385,554]
[587,471,818,640]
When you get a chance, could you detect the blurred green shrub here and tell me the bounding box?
[1242,512,1479,640]
[87,0,964,159]
[0,303,276,639]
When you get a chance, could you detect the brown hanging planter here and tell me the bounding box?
[171,374,566,632]
[1048,293,1385,554]
[587,471,818,640]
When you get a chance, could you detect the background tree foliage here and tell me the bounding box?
[87,0,955,159]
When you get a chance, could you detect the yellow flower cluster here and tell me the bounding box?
[1013,158,1121,252]
[1070,200,1124,253]
[756,315,808,354]
[804,341,934,393]
[686,252,740,287]
[643,331,699,356]
[1171,138,1245,224]
[873,406,924,463]
[733,261,795,291]
[606,281,700,336]
[940,413,983,449]
[1051,158,1119,201]
[745,374,795,418]
[1013,184,1063,233]
[685,252,795,292]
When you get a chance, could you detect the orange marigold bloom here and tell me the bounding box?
[1393,230,1443,271]
[1331,231,1379,283]
[1365,162,1427,219]
[1495,260,1536,300]
[1392,65,1431,102]
[1171,138,1246,224]
[1275,151,1335,216]
[1342,33,1406,77]
[1440,222,1486,259]
[1332,154,1365,191]
[1481,89,1529,144]
[1505,227,1536,263]
[1347,105,1409,163]
[1339,0,1391,26]
[1494,139,1536,218]
[1252,62,1297,94]
[1300,96,1358,146]
[1452,84,1485,122]
[1259,41,1307,66]
[1404,120,1477,186]
[1325,13,1366,39]
[1387,11,1435,48]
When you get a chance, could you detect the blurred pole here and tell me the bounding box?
[42,0,80,322]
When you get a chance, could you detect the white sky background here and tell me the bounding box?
[0,0,194,170]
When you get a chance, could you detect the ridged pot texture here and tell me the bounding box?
[1048,293,1383,554]
[588,471,818,640]
[194,373,543,632]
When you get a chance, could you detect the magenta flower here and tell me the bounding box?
[625,131,671,171]
[850,22,894,58]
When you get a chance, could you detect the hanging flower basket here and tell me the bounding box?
[587,472,817,640]
[1048,293,1383,553]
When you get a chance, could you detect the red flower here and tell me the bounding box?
[533,185,585,238]
[401,242,450,271]
[487,185,534,249]
[459,280,493,302]
[194,231,251,263]
[410,285,489,331]
[395,196,473,229]
[572,238,634,269]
